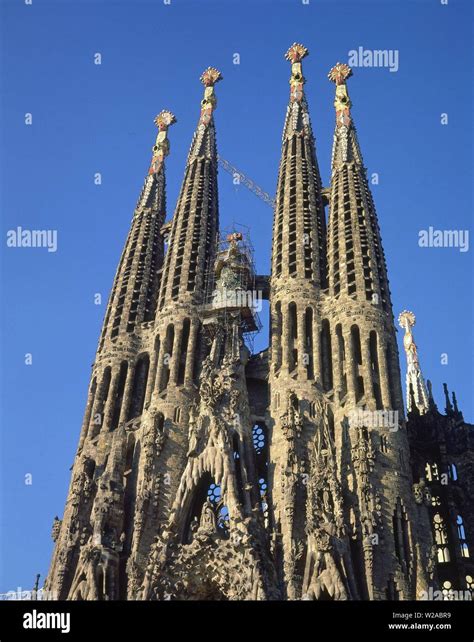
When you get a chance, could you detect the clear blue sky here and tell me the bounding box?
[1,0,472,593]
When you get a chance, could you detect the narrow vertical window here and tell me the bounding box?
[288,302,297,371]
[369,331,383,409]
[177,318,191,385]
[456,515,470,558]
[321,319,333,391]
[110,361,128,431]
[304,307,314,379]
[128,354,150,420]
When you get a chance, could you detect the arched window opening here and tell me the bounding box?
[393,498,410,576]
[327,406,335,443]
[84,377,97,437]
[192,325,202,384]
[128,354,150,421]
[207,483,229,538]
[159,324,175,392]
[304,307,314,380]
[110,361,128,432]
[150,334,160,393]
[351,338,363,399]
[448,463,458,481]
[433,513,451,563]
[124,435,135,476]
[177,318,190,385]
[273,302,282,370]
[253,424,269,527]
[95,368,112,433]
[369,331,383,409]
[184,473,229,544]
[232,434,245,507]
[425,462,439,482]
[288,302,298,371]
[336,324,347,397]
[456,515,470,558]
[321,320,333,392]
[385,344,395,409]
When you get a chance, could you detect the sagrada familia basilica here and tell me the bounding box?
[45,44,473,601]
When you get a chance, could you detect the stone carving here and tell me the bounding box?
[281,391,303,467]
[186,403,200,457]
[51,516,62,542]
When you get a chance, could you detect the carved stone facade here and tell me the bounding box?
[45,46,473,601]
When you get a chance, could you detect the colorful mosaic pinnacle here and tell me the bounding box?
[328,62,353,85]
[148,111,176,175]
[285,42,309,63]
[398,309,416,330]
[154,110,177,131]
[200,66,223,87]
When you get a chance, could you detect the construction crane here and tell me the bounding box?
[217,155,330,208]
[217,155,275,208]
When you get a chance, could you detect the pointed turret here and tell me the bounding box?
[269,44,327,384]
[327,64,391,312]
[98,111,176,348]
[158,68,222,308]
[324,64,403,413]
[443,383,454,416]
[268,44,330,600]
[427,379,438,411]
[399,310,429,415]
[271,43,326,287]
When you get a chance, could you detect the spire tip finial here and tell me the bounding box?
[200,67,223,87]
[285,43,309,63]
[154,110,177,130]
[398,310,416,330]
[147,110,175,177]
[328,62,353,85]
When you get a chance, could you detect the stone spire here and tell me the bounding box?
[158,68,222,308]
[268,44,329,600]
[271,43,326,287]
[136,110,176,210]
[327,63,392,314]
[98,111,176,347]
[399,311,429,414]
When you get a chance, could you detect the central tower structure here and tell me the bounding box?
[45,45,472,602]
